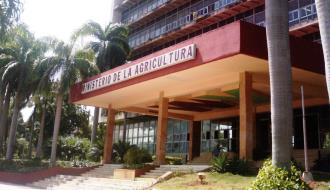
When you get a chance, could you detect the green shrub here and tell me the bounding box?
[165,156,183,165]
[87,147,102,162]
[249,160,311,190]
[112,141,133,163]
[227,157,251,175]
[59,136,91,161]
[123,146,152,169]
[211,154,251,175]
[15,138,29,159]
[0,159,48,172]
[211,154,229,173]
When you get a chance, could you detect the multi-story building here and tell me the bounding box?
[71,0,329,165]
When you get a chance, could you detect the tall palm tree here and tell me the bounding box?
[39,39,98,166]
[315,0,330,101]
[73,21,130,144]
[0,25,47,160]
[0,0,22,41]
[265,0,293,168]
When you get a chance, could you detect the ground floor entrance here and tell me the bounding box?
[110,104,330,165]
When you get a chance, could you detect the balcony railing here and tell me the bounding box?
[288,3,317,27]
[122,0,170,25]
[128,1,318,50]
[128,0,240,48]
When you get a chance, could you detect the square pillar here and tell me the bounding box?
[155,92,168,165]
[239,72,255,160]
[103,105,116,164]
[188,121,201,161]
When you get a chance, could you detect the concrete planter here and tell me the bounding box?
[113,165,155,180]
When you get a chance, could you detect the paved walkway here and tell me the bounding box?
[0,182,40,190]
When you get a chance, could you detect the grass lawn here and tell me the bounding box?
[150,172,330,190]
[151,172,255,190]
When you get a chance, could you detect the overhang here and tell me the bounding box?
[70,21,326,115]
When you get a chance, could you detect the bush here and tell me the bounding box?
[249,160,311,190]
[59,136,91,161]
[165,156,183,165]
[0,159,48,172]
[87,147,102,162]
[211,154,251,175]
[211,154,229,173]
[227,157,251,175]
[112,141,133,163]
[123,146,152,169]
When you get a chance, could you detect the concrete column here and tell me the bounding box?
[239,72,255,160]
[155,92,168,165]
[103,105,116,164]
[188,121,201,161]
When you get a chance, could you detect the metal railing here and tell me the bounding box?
[128,0,240,48]
[128,1,318,50]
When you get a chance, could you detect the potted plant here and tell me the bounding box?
[113,146,154,180]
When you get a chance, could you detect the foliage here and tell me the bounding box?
[73,21,130,72]
[211,154,251,175]
[226,157,251,175]
[0,0,22,40]
[112,140,133,163]
[58,136,91,161]
[249,160,311,190]
[211,154,229,173]
[123,146,152,169]
[87,146,102,162]
[323,133,330,149]
[15,137,28,159]
[165,156,183,165]
[0,159,48,172]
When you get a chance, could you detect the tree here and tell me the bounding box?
[74,21,130,144]
[39,39,98,166]
[265,0,293,168]
[0,25,47,160]
[315,0,330,101]
[0,0,22,40]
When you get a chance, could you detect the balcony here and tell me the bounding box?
[128,0,265,50]
[129,0,319,59]
[289,3,319,37]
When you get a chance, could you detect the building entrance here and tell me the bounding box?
[201,118,238,154]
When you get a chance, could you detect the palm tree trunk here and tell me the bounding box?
[265,0,293,168]
[28,114,34,159]
[0,85,11,155]
[36,103,46,158]
[315,0,330,101]
[5,92,23,160]
[91,107,100,144]
[50,93,63,166]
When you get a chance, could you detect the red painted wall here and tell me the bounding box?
[70,21,324,103]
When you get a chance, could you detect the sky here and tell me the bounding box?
[21,0,113,42]
[20,0,113,121]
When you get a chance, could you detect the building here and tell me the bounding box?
[70,0,330,165]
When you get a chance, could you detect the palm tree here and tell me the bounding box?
[315,0,330,101]
[73,21,130,144]
[39,39,98,166]
[0,0,22,40]
[0,25,47,160]
[265,0,293,168]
